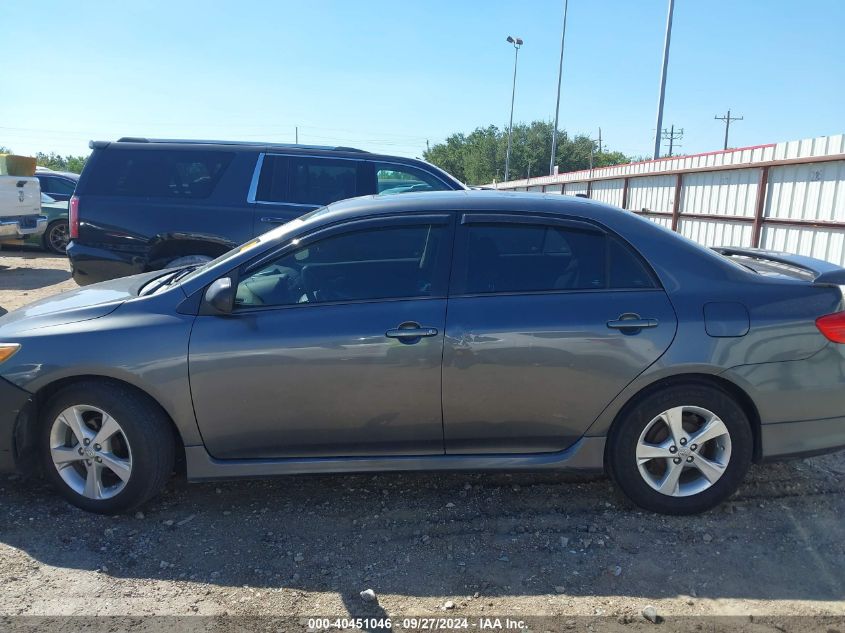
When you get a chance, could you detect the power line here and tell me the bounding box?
[714,109,743,150]
[661,125,683,157]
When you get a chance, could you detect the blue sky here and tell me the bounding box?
[2,0,843,163]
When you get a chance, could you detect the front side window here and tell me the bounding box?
[86,150,233,198]
[375,163,448,195]
[459,222,655,295]
[235,223,447,308]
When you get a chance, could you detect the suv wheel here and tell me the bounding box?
[41,381,175,514]
[608,383,753,515]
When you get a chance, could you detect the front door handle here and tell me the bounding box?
[259,216,289,224]
[607,313,658,331]
[386,322,439,342]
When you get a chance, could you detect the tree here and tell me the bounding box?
[423,121,632,185]
[35,152,89,174]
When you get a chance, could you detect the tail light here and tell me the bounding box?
[815,311,845,343]
[69,195,79,240]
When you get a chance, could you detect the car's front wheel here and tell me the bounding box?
[43,220,70,255]
[608,382,753,515]
[40,381,175,514]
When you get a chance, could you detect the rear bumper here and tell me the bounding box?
[67,241,146,286]
[0,215,47,241]
[0,377,32,473]
[760,416,845,461]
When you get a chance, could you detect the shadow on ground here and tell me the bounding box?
[1,454,844,607]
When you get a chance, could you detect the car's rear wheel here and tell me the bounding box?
[43,220,70,255]
[40,381,175,514]
[607,383,753,515]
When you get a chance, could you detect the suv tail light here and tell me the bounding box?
[69,195,80,240]
[816,311,845,343]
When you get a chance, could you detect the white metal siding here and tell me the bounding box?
[646,216,673,229]
[565,181,588,196]
[761,225,845,267]
[679,218,752,247]
[765,160,845,222]
[627,175,676,213]
[590,178,624,207]
[545,184,563,194]
[680,169,759,217]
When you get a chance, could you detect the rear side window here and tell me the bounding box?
[375,163,449,194]
[458,222,656,295]
[256,155,359,206]
[40,176,76,196]
[85,150,233,199]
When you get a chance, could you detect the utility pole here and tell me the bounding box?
[527,160,532,180]
[549,0,569,175]
[661,125,683,157]
[295,127,299,144]
[426,139,430,153]
[593,127,603,154]
[653,0,675,159]
[714,109,743,150]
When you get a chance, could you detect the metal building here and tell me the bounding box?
[489,134,845,265]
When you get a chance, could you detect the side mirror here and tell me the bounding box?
[204,277,235,314]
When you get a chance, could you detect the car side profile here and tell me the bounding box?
[1,191,845,515]
[66,139,465,285]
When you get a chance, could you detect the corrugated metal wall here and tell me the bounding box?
[494,134,845,265]
[627,175,676,213]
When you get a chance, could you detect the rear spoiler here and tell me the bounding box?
[713,247,845,285]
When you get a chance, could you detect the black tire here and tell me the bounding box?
[40,381,175,514]
[42,220,70,255]
[607,382,753,515]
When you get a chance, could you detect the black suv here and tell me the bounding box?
[67,138,465,285]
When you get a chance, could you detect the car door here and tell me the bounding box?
[189,213,454,459]
[250,154,371,235]
[442,213,678,454]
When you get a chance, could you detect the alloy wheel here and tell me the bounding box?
[635,405,732,497]
[49,405,133,500]
[47,222,69,254]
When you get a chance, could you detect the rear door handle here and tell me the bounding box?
[607,313,658,330]
[386,322,439,340]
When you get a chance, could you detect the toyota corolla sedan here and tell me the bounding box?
[1,191,845,515]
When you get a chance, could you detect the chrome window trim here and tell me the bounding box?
[246,153,265,204]
[246,152,455,206]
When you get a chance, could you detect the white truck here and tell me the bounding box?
[0,161,47,244]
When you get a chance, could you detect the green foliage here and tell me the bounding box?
[0,146,12,154]
[35,152,88,174]
[423,121,633,186]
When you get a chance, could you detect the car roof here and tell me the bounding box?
[317,190,623,224]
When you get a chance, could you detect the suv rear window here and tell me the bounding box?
[86,150,234,198]
[257,155,360,206]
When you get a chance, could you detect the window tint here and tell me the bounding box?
[86,150,233,198]
[235,224,446,308]
[290,158,358,205]
[41,176,76,196]
[460,223,655,294]
[375,163,448,194]
[609,237,656,289]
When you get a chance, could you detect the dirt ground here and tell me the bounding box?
[0,249,844,628]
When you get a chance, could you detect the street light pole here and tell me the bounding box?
[550,0,569,175]
[652,0,675,159]
[505,36,523,182]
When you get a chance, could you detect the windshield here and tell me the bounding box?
[174,216,311,286]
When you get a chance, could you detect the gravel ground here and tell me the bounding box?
[0,249,844,627]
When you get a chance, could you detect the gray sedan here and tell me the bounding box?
[1,191,844,515]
